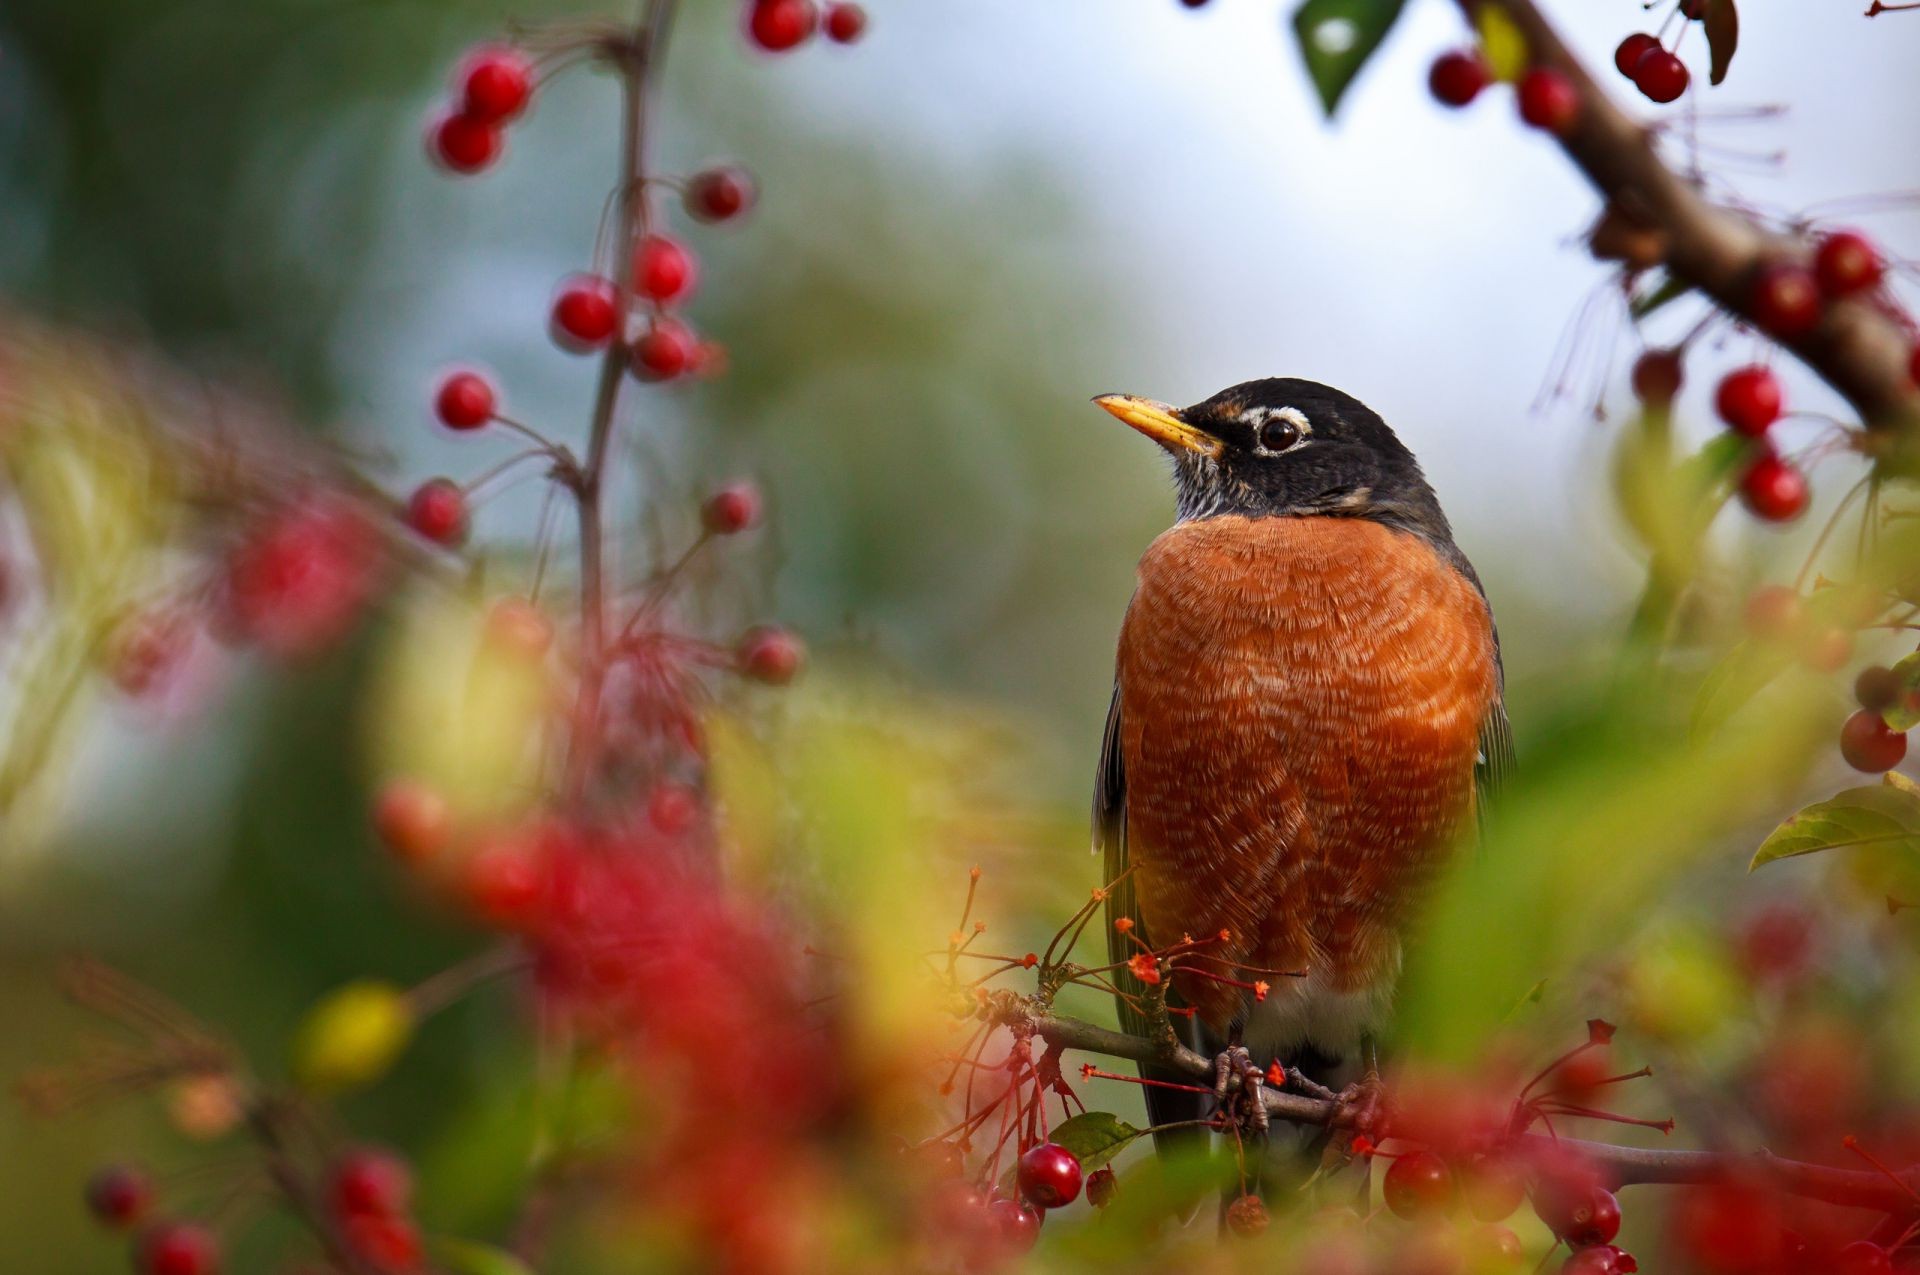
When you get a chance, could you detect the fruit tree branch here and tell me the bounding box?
[1465,0,1920,432]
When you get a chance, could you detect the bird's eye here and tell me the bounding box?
[1259,416,1302,452]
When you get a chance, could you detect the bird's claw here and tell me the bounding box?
[1210,1045,1269,1135]
[1333,1072,1387,1138]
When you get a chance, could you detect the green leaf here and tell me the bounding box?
[1630,274,1692,319]
[1705,0,1739,85]
[1050,1112,1145,1174]
[1750,780,1920,870]
[1290,0,1408,116]
[433,1239,536,1275]
[1692,638,1794,739]
[1880,651,1920,731]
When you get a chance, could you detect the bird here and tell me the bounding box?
[1090,378,1512,1183]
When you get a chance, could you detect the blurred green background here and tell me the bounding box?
[4,0,1919,1269]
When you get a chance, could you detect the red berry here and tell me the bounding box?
[1224,1192,1270,1236]
[1562,1247,1635,1275]
[109,612,190,697]
[1429,50,1491,108]
[987,1196,1042,1254]
[1856,666,1901,712]
[550,276,619,353]
[1534,1178,1620,1246]
[372,780,452,863]
[1802,625,1853,673]
[345,1213,424,1271]
[738,625,805,685]
[1840,709,1907,773]
[1750,261,1822,337]
[1632,48,1689,103]
[486,598,553,659]
[427,112,503,175]
[1461,1155,1527,1222]
[1383,1150,1456,1219]
[824,2,867,42]
[434,370,496,430]
[1715,365,1783,435]
[1835,1240,1895,1275]
[1085,1166,1118,1209]
[702,481,763,534]
[459,46,533,124]
[1517,67,1580,134]
[465,836,545,927]
[330,1148,413,1219]
[1739,451,1810,522]
[85,1165,152,1229]
[405,478,468,548]
[633,318,696,381]
[1630,348,1683,405]
[634,234,698,304]
[686,166,756,223]
[748,0,818,51]
[1743,584,1804,641]
[1466,1223,1526,1267]
[647,781,700,834]
[1613,33,1660,77]
[1016,1142,1083,1209]
[1814,231,1884,298]
[136,1222,221,1275]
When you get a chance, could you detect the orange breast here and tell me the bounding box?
[1118,515,1497,1031]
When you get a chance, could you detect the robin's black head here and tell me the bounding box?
[1094,377,1454,544]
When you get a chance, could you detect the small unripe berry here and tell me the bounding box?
[748,0,818,51]
[1814,231,1884,298]
[1632,48,1689,103]
[1835,1240,1895,1275]
[427,112,503,175]
[1841,709,1907,773]
[1085,1166,1118,1209]
[330,1147,413,1219]
[1428,50,1491,108]
[702,481,763,534]
[738,625,805,684]
[135,1222,221,1275]
[686,166,756,223]
[459,46,534,124]
[1630,349,1683,405]
[1715,365,1783,436]
[434,370,496,430]
[372,780,452,863]
[550,276,619,353]
[1383,1150,1456,1219]
[1739,452,1809,523]
[1750,261,1822,337]
[405,478,468,547]
[85,1165,152,1229]
[1016,1142,1083,1208]
[1517,67,1580,134]
[634,234,698,304]
[824,2,867,43]
[1613,33,1660,77]
[1224,1192,1269,1237]
[633,318,696,381]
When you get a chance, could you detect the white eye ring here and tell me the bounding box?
[1243,405,1310,454]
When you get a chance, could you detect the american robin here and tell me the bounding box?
[1091,378,1512,1171]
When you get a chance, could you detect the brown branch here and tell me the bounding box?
[1467,0,1920,432]
[1021,1006,1920,1215]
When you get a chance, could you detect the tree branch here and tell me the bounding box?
[1469,0,1920,432]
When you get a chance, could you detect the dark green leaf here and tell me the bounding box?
[1290,0,1408,117]
[1050,1111,1145,1173]
[1706,0,1739,85]
[1750,780,1920,870]
[1630,274,1692,319]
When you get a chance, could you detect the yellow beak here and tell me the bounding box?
[1092,394,1221,458]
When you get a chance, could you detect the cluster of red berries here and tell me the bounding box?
[745,0,867,53]
[1842,664,1911,773]
[1740,582,1915,771]
[327,1146,424,1272]
[84,1164,220,1275]
[1611,32,1689,104]
[925,1140,1084,1266]
[426,45,535,175]
[1427,50,1582,138]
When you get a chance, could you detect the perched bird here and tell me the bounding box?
[1091,379,1511,1176]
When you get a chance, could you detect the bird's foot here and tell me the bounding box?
[1332,1072,1388,1139]
[1209,1045,1269,1135]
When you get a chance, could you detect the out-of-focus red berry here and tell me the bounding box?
[434,370,496,430]
[1613,33,1660,77]
[987,1196,1042,1253]
[738,625,805,685]
[1517,67,1580,133]
[485,598,553,659]
[109,612,190,697]
[702,482,763,535]
[633,318,696,381]
[634,235,698,304]
[1739,452,1809,523]
[647,781,700,834]
[330,1148,413,1218]
[136,1222,221,1275]
[1715,365,1782,436]
[1383,1150,1456,1219]
[428,112,503,175]
[686,166,756,223]
[1085,1166,1118,1209]
[85,1165,152,1229]
[748,0,818,51]
[1631,349,1683,405]
[1855,665,1901,713]
[1224,1192,1269,1236]
[1428,50,1491,108]
[344,1213,424,1271]
[464,835,547,928]
[1461,1154,1527,1222]
[372,780,452,863]
[1800,625,1853,673]
[1465,1223,1526,1268]
[550,276,619,353]
[405,478,468,548]
[1562,1246,1637,1275]
[459,45,533,124]
[1743,584,1804,642]
[1814,231,1884,298]
[1016,1142,1083,1208]
[824,2,867,43]
[1840,709,1907,773]
[224,499,381,659]
[1632,48,1689,103]
[1736,901,1816,984]
[1750,261,1823,337]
